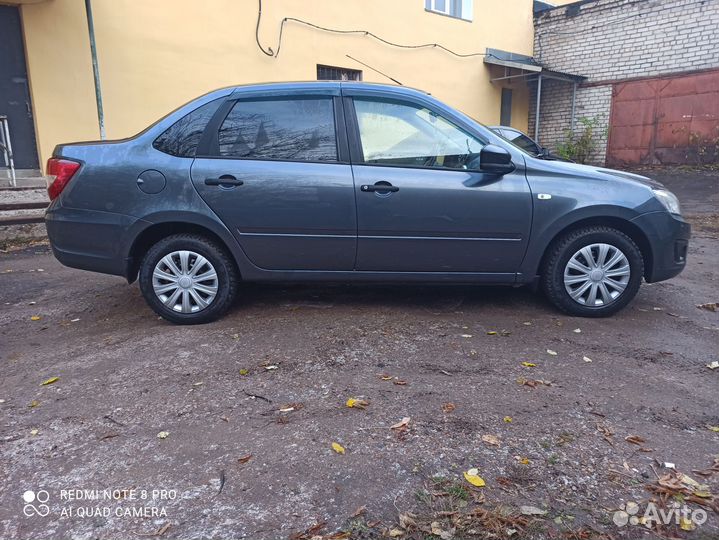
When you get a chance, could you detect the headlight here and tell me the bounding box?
[653,189,681,215]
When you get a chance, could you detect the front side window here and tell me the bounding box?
[353,99,484,169]
[503,130,541,155]
[218,99,337,162]
[153,98,222,157]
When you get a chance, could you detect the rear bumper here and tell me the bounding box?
[631,211,691,283]
[45,203,143,278]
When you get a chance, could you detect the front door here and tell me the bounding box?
[0,5,39,169]
[191,96,356,271]
[347,96,532,274]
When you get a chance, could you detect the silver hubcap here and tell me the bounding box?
[564,243,631,307]
[152,250,218,313]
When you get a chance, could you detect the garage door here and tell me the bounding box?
[607,69,719,167]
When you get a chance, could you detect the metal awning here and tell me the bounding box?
[484,48,586,142]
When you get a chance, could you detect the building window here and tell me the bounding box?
[317,65,362,81]
[425,0,473,21]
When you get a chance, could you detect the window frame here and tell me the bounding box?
[343,96,488,173]
[424,0,473,22]
[195,95,350,164]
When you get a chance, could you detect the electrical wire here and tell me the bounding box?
[256,0,491,59]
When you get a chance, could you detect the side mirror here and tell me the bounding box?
[479,144,515,175]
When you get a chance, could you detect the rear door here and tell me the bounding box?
[345,94,532,274]
[191,92,357,271]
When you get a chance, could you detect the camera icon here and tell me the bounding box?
[22,490,50,517]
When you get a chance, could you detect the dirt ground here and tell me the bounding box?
[1,167,717,540]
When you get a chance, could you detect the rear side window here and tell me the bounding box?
[217,99,337,162]
[153,98,222,157]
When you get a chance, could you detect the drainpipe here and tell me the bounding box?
[570,82,577,133]
[84,0,106,140]
[534,74,542,142]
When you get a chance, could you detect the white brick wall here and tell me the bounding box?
[531,0,719,164]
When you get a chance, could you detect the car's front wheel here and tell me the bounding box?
[541,226,644,317]
[139,234,239,324]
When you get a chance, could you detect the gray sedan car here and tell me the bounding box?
[45,82,689,324]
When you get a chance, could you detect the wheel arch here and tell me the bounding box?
[125,218,242,283]
[533,216,653,281]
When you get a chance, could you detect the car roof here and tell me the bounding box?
[228,80,430,98]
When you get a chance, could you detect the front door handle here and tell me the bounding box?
[205,175,244,187]
[360,181,399,193]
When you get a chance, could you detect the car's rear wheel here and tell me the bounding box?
[139,234,238,324]
[541,226,644,317]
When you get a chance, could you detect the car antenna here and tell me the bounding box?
[345,54,403,86]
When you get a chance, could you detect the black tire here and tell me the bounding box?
[139,234,239,324]
[541,226,644,317]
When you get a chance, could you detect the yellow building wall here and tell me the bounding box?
[21,0,535,165]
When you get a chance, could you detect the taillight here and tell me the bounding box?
[47,158,81,201]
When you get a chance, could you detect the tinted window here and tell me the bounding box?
[506,132,541,155]
[218,99,337,161]
[354,99,484,169]
[153,98,222,157]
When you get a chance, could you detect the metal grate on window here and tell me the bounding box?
[317,64,362,81]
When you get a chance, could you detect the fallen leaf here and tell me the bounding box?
[520,505,547,516]
[503,416,513,423]
[521,362,536,368]
[388,528,404,537]
[486,331,498,335]
[391,417,411,430]
[238,454,253,464]
[583,356,593,363]
[41,377,59,386]
[707,425,719,432]
[346,398,369,409]
[463,468,486,487]
[331,442,345,454]
[351,505,367,518]
[697,302,718,312]
[546,349,557,356]
[379,374,393,381]
[481,434,501,446]
[441,402,455,413]
[30,315,41,321]
[625,435,646,445]
[430,521,454,540]
[393,379,407,386]
[680,516,696,531]
[693,489,712,498]
[239,369,249,376]
[399,512,417,529]
[706,361,719,370]
[518,457,530,465]
[28,400,39,408]
[157,431,170,439]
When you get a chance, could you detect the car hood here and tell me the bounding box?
[527,158,665,189]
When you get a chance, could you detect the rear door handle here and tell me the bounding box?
[205,175,243,187]
[360,182,399,193]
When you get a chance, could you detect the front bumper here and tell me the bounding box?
[630,211,691,283]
